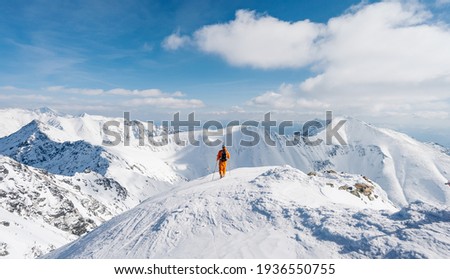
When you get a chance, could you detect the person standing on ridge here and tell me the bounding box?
[216,145,230,179]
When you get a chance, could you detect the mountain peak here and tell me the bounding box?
[0,119,109,176]
[33,107,59,116]
[7,119,48,140]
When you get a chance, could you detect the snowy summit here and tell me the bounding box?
[45,166,449,259]
[0,108,449,258]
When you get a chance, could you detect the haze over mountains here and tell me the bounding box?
[0,108,449,258]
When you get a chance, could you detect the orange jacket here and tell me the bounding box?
[217,149,230,161]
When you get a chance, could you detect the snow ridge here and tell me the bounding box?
[0,120,109,176]
[0,108,449,258]
[44,167,449,259]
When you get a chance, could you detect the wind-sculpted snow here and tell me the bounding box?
[44,167,450,259]
[295,201,450,258]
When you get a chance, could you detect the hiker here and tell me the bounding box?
[216,145,230,178]
[445,181,450,187]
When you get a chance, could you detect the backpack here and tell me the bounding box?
[220,150,227,162]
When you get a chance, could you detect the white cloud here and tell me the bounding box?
[302,1,450,90]
[125,97,204,109]
[162,33,191,50]
[247,84,330,110]
[172,91,185,97]
[196,2,450,121]
[193,10,324,69]
[41,86,204,109]
[294,1,450,118]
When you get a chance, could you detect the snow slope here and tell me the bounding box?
[1,107,448,207]
[0,118,177,258]
[0,207,75,258]
[44,166,450,259]
[0,118,178,202]
[163,121,450,207]
[313,117,450,207]
[1,108,450,258]
[0,154,134,258]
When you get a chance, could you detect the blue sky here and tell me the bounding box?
[1,0,450,145]
[0,0,359,97]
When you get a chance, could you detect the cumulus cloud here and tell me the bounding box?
[162,33,191,50]
[301,1,450,90]
[193,10,324,69]
[296,1,450,118]
[194,1,450,120]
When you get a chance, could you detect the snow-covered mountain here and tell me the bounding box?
[0,120,109,176]
[0,109,179,258]
[1,107,449,208]
[178,119,450,207]
[0,155,129,257]
[44,166,450,259]
[1,107,450,258]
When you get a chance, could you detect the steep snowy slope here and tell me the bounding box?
[1,108,448,209]
[0,118,177,258]
[1,108,450,258]
[44,166,450,259]
[164,121,450,207]
[0,119,179,202]
[0,155,131,258]
[312,118,450,206]
[0,207,75,258]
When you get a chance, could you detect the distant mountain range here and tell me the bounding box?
[0,107,449,258]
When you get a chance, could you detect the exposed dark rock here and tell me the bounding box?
[94,178,128,199]
[0,121,110,176]
[0,242,9,256]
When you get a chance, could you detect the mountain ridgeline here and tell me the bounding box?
[0,108,449,258]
